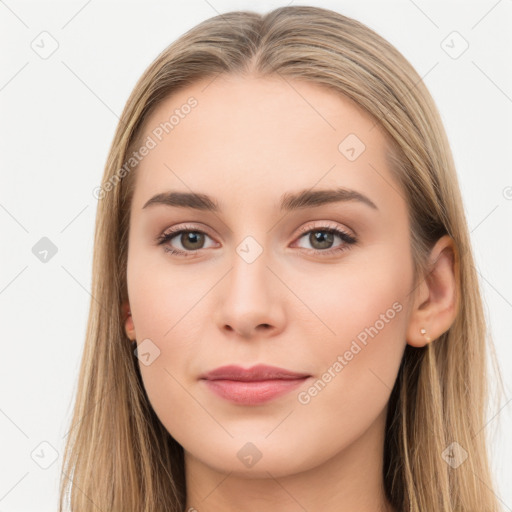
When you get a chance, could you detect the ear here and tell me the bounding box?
[406,234,460,347]
[122,299,136,341]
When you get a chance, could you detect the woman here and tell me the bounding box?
[59,6,503,511]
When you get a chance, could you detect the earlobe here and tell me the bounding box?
[419,328,431,342]
[122,300,136,341]
[406,235,459,348]
[407,325,433,348]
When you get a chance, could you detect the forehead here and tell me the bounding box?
[130,74,400,214]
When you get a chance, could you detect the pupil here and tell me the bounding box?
[182,232,203,250]
[311,231,333,249]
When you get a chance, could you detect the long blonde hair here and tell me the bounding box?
[59,6,503,511]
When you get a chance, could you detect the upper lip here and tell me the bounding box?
[200,364,310,382]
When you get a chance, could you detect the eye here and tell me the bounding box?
[156,222,357,258]
[292,223,357,256]
[156,224,217,257]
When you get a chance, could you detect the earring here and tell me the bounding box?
[420,328,432,343]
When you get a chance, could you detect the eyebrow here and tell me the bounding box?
[142,187,378,212]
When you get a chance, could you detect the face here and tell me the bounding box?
[125,74,414,478]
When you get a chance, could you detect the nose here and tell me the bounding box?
[214,243,285,339]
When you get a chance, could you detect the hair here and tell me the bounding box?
[59,5,504,511]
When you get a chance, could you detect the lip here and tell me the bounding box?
[200,364,310,381]
[200,364,311,405]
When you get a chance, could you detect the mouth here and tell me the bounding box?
[201,377,310,405]
[200,364,311,405]
[200,363,311,382]
[206,377,311,403]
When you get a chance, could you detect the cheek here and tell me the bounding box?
[126,252,212,413]
[126,244,204,339]
[291,247,411,410]
[285,294,406,459]
[127,276,202,442]
[290,242,412,346]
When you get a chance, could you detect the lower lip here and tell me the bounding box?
[202,378,309,405]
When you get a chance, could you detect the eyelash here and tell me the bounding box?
[156,223,357,258]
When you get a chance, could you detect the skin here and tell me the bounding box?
[123,74,458,511]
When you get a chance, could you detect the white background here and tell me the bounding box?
[1,0,511,510]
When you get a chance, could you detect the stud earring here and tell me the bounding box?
[420,328,431,343]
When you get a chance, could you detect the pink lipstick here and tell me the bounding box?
[200,364,310,405]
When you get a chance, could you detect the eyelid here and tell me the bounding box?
[159,222,214,239]
[159,221,354,240]
[157,221,357,257]
[294,220,354,238]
